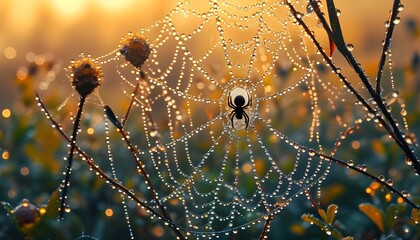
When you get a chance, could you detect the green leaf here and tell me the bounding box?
[104,105,122,129]
[1,201,15,215]
[384,204,397,233]
[301,214,324,229]
[331,228,342,240]
[1,201,17,227]
[44,188,61,219]
[359,203,384,232]
[326,0,346,53]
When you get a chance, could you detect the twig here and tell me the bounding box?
[288,0,420,175]
[316,152,419,209]
[376,0,402,94]
[59,96,86,219]
[107,105,175,223]
[305,190,320,212]
[36,93,186,239]
[258,215,274,240]
[310,0,419,174]
[122,71,146,128]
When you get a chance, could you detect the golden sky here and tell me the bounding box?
[0,0,419,108]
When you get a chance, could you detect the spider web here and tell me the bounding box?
[37,0,411,238]
[98,0,353,236]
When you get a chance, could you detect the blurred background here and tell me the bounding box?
[0,0,419,108]
[1,0,420,239]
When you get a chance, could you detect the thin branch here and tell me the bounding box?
[258,215,274,240]
[36,93,186,239]
[305,190,320,212]
[122,70,146,128]
[309,0,420,174]
[316,152,419,209]
[59,95,86,220]
[109,107,175,223]
[122,81,140,128]
[290,1,420,174]
[376,0,402,94]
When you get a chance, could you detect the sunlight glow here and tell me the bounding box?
[4,47,17,59]
[105,208,113,217]
[2,108,11,118]
[49,0,86,21]
[2,151,9,160]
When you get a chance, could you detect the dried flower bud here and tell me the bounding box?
[68,58,103,98]
[14,199,40,231]
[119,32,150,68]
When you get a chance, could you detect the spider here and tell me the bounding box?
[228,90,252,129]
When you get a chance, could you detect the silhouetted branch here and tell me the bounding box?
[258,215,274,240]
[376,0,402,94]
[287,0,420,175]
[36,93,186,240]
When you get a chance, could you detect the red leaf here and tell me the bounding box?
[328,34,336,57]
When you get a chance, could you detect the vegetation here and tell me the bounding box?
[1,0,419,239]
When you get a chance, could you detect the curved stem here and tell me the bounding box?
[376,0,401,94]
[289,1,420,175]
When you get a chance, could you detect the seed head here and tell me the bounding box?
[119,32,150,68]
[14,199,41,231]
[68,58,103,98]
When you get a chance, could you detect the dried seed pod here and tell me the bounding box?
[119,32,150,68]
[14,199,41,231]
[68,58,103,98]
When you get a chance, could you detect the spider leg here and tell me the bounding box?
[243,111,250,129]
[230,110,236,128]
[243,91,252,108]
[228,92,235,109]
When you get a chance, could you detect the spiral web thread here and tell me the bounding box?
[100,0,350,236]
[37,0,413,238]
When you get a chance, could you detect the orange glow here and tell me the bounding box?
[87,127,95,135]
[48,0,87,21]
[2,151,9,160]
[242,163,252,173]
[151,226,164,237]
[385,193,392,202]
[105,208,113,217]
[370,182,381,190]
[2,108,11,118]
[351,141,360,149]
[39,207,47,215]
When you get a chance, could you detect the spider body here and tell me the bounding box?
[228,91,252,129]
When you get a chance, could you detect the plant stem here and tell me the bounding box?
[122,79,140,128]
[36,93,185,239]
[117,126,175,223]
[59,96,86,220]
[258,215,273,240]
[289,0,420,175]
[376,0,401,94]
[317,152,419,209]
